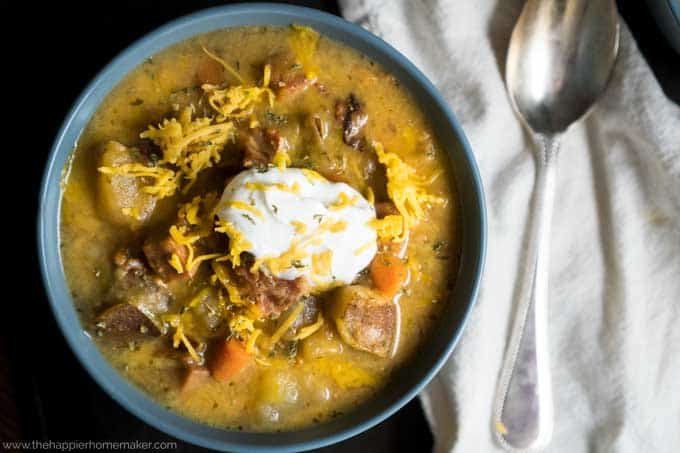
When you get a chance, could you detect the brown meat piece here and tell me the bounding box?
[323,172,352,185]
[334,101,346,122]
[195,57,224,85]
[267,52,312,98]
[96,303,159,336]
[198,229,226,252]
[241,128,284,168]
[113,248,146,273]
[143,234,193,281]
[335,94,368,150]
[329,285,396,357]
[375,201,398,218]
[135,139,163,163]
[231,256,309,318]
[105,249,171,334]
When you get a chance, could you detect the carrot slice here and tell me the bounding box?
[209,339,253,382]
[369,251,408,297]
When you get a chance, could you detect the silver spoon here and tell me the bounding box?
[493,0,619,451]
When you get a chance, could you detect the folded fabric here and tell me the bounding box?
[340,1,680,451]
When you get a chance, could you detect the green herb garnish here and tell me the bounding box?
[264,111,288,126]
[287,341,299,360]
[241,214,256,225]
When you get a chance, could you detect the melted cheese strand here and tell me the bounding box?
[201,46,245,84]
[269,302,305,345]
[291,314,324,340]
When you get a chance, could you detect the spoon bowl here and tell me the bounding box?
[506,0,620,134]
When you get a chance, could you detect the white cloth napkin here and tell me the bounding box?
[339,1,680,452]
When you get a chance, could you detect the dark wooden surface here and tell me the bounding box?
[2,0,678,451]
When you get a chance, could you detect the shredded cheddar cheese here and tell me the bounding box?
[100,59,274,213]
[369,215,404,242]
[215,219,252,267]
[100,107,234,202]
[291,314,324,340]
[168,254,184,274]
[291,220,307,234]
[202,65,274,120]
[98,164,179,199]
[301,168,326,183]
[262,240,310,275]
[141,108,233,170]
[244,181,300,193]
[247,216,348,278]
[211,262,246,305]
[229,314,255,339]
[224,200,264,219]
[167,225,222,274]
[312,250,333,275]
[373,142,444,241]
[269,302,305,345]
[166,314,200,362]
[186,253,223,272]
[329,192,358,211]
[243,182,269,192]
[201,46,245,84]
[169,224,200,246]
[321,219,348,233]
[272,148,291,170]
[178,196,202,225]
[245,329,262,353]
[188,288,212,309]
[354,241,374,256]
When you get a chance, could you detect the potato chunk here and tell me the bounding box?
[329,285,397,358]
[301,325,344,360]
[98,141,156,228]
[96,303,159,336]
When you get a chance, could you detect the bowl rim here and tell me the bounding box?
[37,3,486,451]
[668,0,680,25]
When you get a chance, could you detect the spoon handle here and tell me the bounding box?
[493,134,558,452]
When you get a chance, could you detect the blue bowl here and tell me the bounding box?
[38,3,486,451]
[646,0,680,54]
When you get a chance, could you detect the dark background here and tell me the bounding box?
[2,1,678,452]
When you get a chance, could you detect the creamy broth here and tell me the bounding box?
[60,25,459,431]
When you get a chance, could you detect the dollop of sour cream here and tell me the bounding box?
[217,167,377,290]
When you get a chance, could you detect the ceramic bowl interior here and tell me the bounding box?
[38,3,486,452]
